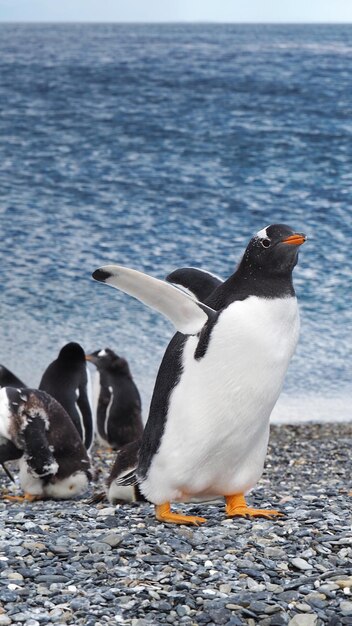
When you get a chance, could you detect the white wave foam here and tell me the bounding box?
[271,393,352,424]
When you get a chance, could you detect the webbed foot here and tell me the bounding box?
[225,494,284,519]
[2,492,43,502]
[155,502,206,525]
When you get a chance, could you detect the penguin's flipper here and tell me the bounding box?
[0,365,26,389]
[76,383,94,450]
[166,267,223,302]
[0,439,22,483]
[93,265,216,335]
[0,438,22,464]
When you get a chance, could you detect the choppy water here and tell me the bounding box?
[0,23,351,422]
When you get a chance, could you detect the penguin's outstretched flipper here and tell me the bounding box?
[166,267,223,302]
[93,265,216,335]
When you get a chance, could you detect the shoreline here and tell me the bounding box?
[0,422,351,625]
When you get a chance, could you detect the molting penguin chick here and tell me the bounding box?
[39,342,94,450]
[92,224,306,525]
[0,365,26,389]
[85,348,143,450]
[0,387,92,500]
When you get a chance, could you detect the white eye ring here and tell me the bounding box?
[261,238,271,248]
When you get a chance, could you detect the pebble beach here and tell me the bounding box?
[0,422,351,626]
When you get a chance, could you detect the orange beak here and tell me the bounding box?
[281,233,306,246]
[85,354,94,362]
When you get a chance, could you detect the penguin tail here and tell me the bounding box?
[116,469,138,487]
[87,489,107,505]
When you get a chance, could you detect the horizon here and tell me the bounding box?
[1,0,352,25]
[1,20,352,25]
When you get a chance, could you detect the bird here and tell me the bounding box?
[85,348,143,450]
[39,342,94,450]
[0,364,26,389]
[0,387,92,501]
[92,223,306,525]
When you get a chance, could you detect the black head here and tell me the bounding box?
[85,348,130,375]
[240,224,306,277]
[58,342,86,364]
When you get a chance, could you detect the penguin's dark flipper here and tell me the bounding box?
[166,267,223,302]
[1,464,15,483]
[155,502,207,526]
[225,494,284,518]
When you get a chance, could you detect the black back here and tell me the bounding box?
[87,348,143,449]
[39,343,93,449]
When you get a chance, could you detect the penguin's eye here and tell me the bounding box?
[261,238,271,248]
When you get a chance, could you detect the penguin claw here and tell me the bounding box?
[155,503,207,526]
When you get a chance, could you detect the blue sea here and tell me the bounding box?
[0,23,351,422]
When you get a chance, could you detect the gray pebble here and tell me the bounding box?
[0,423,350,626]
[290,558,313,571]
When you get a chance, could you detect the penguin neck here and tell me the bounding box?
[232,261,295,299]
[208,263,295,308]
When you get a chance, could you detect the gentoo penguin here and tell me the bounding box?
[39,342,94,450]
[92,224,306,525]
[0,365,26,389]
[102,439,146,504]
[0,387,92,500]
[85,348,143,450]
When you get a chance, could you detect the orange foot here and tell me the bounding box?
[155,502,206,526]
[2,492,43,503]
[225,493,284,519]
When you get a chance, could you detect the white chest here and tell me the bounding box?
[143,296,300,503]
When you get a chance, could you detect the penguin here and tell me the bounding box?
[85,348,143,450]
[39,342,94,450]
[100,439,146,504]
[92,224,306,525]
[0,365,26,389]
[0,387,92,500]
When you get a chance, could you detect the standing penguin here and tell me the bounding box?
[0,387,92,500]
[85,348,143,450]
[92,224,306,525]
[39,342,93,450]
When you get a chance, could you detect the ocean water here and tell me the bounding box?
[0,23,351,422]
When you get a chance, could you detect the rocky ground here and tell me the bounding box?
[0,422,351,626]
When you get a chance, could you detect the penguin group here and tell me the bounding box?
[0,224,306,522]
[0,342,144,501]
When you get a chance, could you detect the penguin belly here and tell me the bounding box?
[140,296,300,504]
